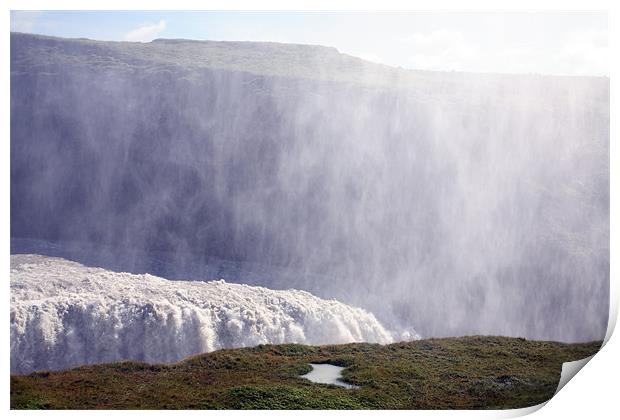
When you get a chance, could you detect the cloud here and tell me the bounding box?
[400,28,608,76]
[11,11,41,33]
[554,29,608,76]
[124,20,167,43]
[402,30,479,72]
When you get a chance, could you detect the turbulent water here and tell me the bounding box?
[10,254,399,374]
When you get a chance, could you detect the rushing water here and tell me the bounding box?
[301,363,359,389]
[10,254,395,374]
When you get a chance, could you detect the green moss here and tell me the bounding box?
[226,385,366,409]
[11,395,51,410]
[10,336,601,410]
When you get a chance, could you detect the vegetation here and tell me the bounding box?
[10,31,413,88]
[11,336,600,409]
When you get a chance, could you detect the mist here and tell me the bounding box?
[10,33,609,342]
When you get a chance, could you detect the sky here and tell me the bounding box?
[10,10,608,76]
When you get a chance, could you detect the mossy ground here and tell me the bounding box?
[11,336,600,410]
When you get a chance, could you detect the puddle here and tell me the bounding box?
[300,363,359,389]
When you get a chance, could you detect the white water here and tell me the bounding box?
[301,363,359,389]
[10,254,398,374]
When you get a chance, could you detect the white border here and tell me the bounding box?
[3,1,617,419]
[1,1,616,11]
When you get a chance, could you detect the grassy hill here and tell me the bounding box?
[10,31,424,89]
[11,336,600,409]
[13,32,600,92]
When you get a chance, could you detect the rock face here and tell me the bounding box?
[10,254,396,374]
[10,32,609,342]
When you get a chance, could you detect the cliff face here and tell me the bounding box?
[10,32,610,341]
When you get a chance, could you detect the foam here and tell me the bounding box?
[10,254,395,373]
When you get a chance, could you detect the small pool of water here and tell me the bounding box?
[300,363,359,389]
